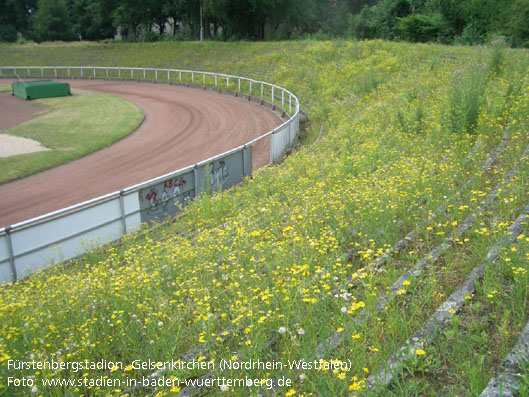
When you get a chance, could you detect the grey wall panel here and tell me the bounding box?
[0,234,14,283]
[13,219,123,278]
[196,150,245,195]
[0,260,14,283]
[270,125,290,163]
[0,234,10,266]
[123,193,142,231]
[10,199,122,255]
[289,117,296,147]
[244,146,253,177]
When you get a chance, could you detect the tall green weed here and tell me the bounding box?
[448,66,487,136]
[489,39,506,76]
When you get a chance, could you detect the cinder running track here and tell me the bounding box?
[0,80,281,227]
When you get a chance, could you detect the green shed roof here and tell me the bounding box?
[13,80,69,87]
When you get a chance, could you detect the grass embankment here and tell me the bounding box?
[0,41,529,396]
[0,92,144,184]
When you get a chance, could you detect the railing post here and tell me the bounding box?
[27,67,30,77]
[238,78,241,92]
[282,90,284,108]
[271,86,274,105]
[179,71,182,82]
[193,165,199,196]
[81,68,83,78]
[250,81,252,96]
[143,69,146,80]
[93,68,96,78]
[68,67,70,77]
[192,71,194,84]
[214,74,217,87]
[41,68,43,78]
[261,83,264,98]
[131,69,133,79]
[203,73,205,85]
[118,68,121,79]
[155,69,158,81]
[289,94,292,114]
[167,70,170,81]
[54,68,57,77]
[5,227,17,282]
[106,68,108,79]
[119,191,127,235]
[226,76,229,86]
[242,146,246,177]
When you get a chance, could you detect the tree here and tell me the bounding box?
[0,0,37,41]
[31,0,74,42]
[347,0,377,14]
[508,0,529,47]
[113,0,148,41]
[162,0,201,39]
[351,0,412,40]
[69,0,117,40]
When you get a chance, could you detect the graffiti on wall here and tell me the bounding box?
[139,173,194,223]
[207,160,230,191]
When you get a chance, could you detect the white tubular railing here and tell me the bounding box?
[0,66,300,284]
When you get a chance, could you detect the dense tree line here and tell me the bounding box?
[1,0,528,47]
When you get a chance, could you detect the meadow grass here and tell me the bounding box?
[0,40,528,396]
[0,92,144,184]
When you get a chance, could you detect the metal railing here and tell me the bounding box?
[0,66,300,284]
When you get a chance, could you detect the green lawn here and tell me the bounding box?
[0,91,144,184]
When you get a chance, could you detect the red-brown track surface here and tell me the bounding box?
[0,80,281,227]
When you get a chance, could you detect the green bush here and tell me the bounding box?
[0,24,18,42]
[454,21,486,45]
[141,31,160,42]
[397,13,450,43]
